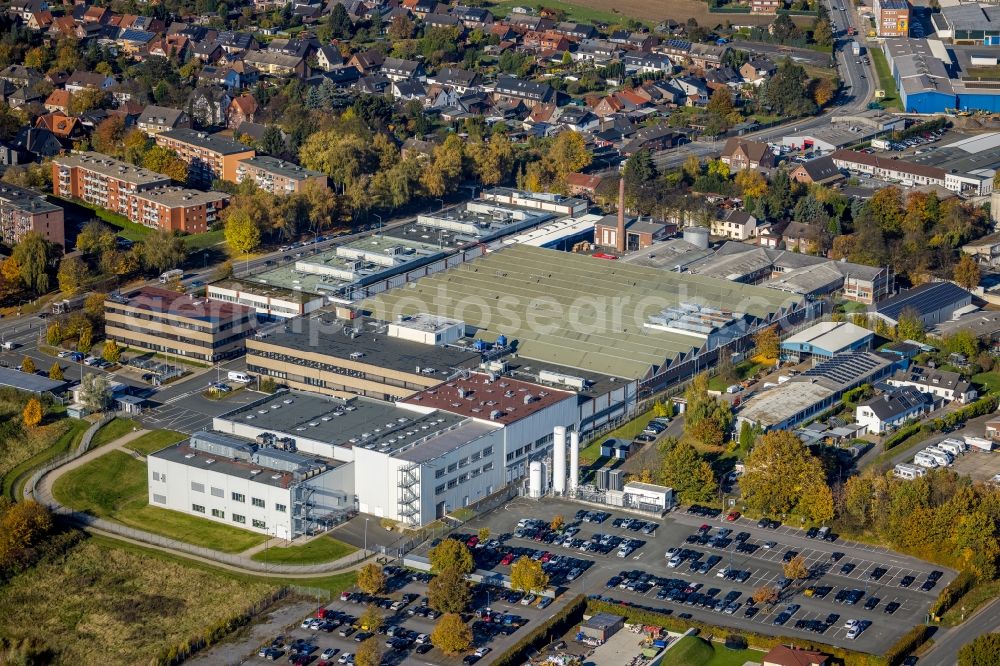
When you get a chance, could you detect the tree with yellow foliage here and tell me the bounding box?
[22,398,42,428]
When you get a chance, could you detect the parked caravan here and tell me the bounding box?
[913,452,938,468]
[922,448,952,466]
[965,436,995,452]
[893,463,927,480]
[937,441,965,457]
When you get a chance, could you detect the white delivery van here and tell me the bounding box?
[228,371,253,384]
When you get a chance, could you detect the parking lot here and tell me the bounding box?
[448,497,952,655]
[255,566,560,665]
[251,497,953,664]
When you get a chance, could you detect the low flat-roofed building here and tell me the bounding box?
[148,430,354,540]
[0,181,64,246]
[479,187,588,217]
[245,317,481,400]
[0,366,68,395]
[579,613,624,641]
[781,321,873,360]
[623,481,674,511]
[737,352,899,430]
[594,215,671,250]
[763,644,829,666]
[105,286,256,362]
[236,155,327,194]
[363,244,810,393]
[871,281,972,327]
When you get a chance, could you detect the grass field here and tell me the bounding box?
[90,417,138,449]
[125,429,187,455]
[52,451,266,553]
[251,535,358,565]
[0,418,89,500]
[0,538,278,666]
[707,359,767,392]
[661,636,764,666]
[973,371,1000,395]
[579,408,654,465]
[869,47,901,110]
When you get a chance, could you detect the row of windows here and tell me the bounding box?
[435,446,494,479]
[194,505,268,530]
[248,349,424,391]
[191,482,286,512]
[434,462,494,495]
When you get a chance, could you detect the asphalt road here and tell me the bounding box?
[920,598,1000,664]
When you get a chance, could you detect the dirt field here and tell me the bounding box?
[555,0,805,27]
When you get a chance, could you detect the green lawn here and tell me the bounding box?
[579,409,654,465]
[661,636,764,666]
[52,194,152,241]
[707,359,767,392]
[870,47,901,110]
[90,417,138,449]
[185,228,226,252]
[52,451,265,553]
[486,0,643,26]
[973,371,1000,395]
[251,535,357,565]
[125,429,188,456]
[1,418,89,500]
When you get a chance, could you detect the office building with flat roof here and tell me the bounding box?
[236,156,327,194]
[148,430,354,540]
[875,0,910,37]
[0,182,64,247]
[155,128,256,186]
[104,286,256,362]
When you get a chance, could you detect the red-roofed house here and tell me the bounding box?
[565,172,604,198]
[227,94,258,129]
[35,111,82,141]
[43,89,71,114]
[762,645,829,666]
[27,10,52,29]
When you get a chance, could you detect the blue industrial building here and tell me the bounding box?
[884,38,1000,113]
[780,321,874,360]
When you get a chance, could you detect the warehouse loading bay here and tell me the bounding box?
[403,497,953,656]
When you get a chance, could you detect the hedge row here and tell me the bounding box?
[884,394,998,451]
[884,624,931,666]
[883,422,927,452]
[491,594,587,666]
[586,599,884,666]
[929,571,976,619]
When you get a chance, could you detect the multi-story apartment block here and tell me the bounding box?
[53,152,171,217]
[129,187,228,234]
[104,287,256,362]
[155,129,255,187]
[0,182,64,246]
[875,0,910,37]
[235,156,327,194]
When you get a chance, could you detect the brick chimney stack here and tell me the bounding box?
[616,177,625,253]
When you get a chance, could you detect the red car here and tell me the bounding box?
[540,552,551,563]
[466,536,479,548]
[726,511,741,522]
[500,553,514,566]
[697,524,711,533]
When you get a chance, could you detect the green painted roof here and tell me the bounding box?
[361,245,802,379]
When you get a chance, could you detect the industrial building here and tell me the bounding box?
[737,352,901,430]
[883,38,1000,114]
[501,213,601,251]
[870,281,973,328]
[934,3,1000,45]
[874,0,910,37]
[207,198,555,315]
[362,244,812,393]
[147,430,354,540]
[781,321,873,360]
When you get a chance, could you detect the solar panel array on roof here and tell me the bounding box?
[875,282,971,322]
[802,352,891,387]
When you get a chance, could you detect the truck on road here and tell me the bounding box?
[852,41,862,56]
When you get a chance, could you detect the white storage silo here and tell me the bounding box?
[552,426,567,494]
[569,430,579,492]
[529,461,544,498]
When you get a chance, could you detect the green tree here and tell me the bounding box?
[955,254,981,290]
[224,208,262,256]
[355,636,381,666]
[428,538,474,575]
[142,145,188,182]
[478,527,491,542]
[431,613,473,655]
[657,439,717,503]
[427,566,471,613]
[510,556,549,593]
[741,430,834,523]
[812,18,834,47]
[78,372,111,412]
[958,633,1000,666]
[48,362,63,381]
[758,58,817,118]
[141,230,187,274]
[357,563,386,595]
[359,604,383,633]
[896,308,925,342]
[57,256,88,295]
[22,398,42,427]
[12,231,51,294]
[543,131,592,186]
[45,322,62,346]
[76,220,118,255]
[683,373,733,448]
[102,338,121,364]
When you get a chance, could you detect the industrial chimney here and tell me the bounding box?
[616,178,626,253]
[569,430,579,492]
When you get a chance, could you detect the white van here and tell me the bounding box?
[913,452,938,468]
[228,371,253,384]
[1,341,17,350]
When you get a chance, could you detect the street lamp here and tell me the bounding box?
[435,198,445,211]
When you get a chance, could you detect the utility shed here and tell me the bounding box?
[578,612,624,641]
